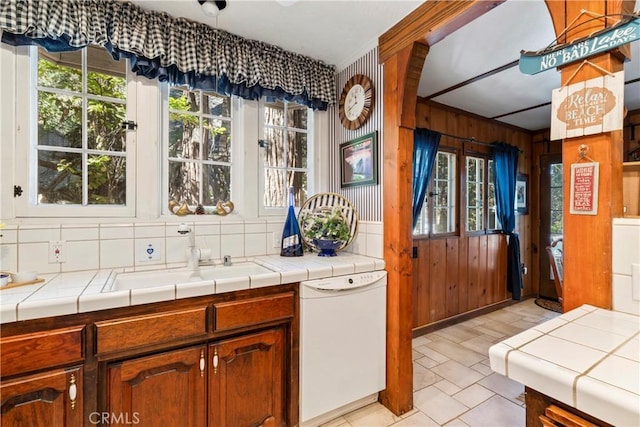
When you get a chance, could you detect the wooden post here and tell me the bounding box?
[545,0,630,311]
[377,0,506,415]
[379,42,428,416]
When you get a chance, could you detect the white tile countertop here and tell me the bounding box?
[0,254,385,324]
[489,304,640,427]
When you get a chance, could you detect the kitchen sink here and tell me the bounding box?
[105,262,276,291]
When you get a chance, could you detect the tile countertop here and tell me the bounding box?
[489,304,640,427]
[0,253,385,324]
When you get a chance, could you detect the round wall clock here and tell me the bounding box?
[338,74,374,130]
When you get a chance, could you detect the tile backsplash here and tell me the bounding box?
[0,220,383,274]
[612,217,640,315]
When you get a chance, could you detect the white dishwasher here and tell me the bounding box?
[300,270,387,426]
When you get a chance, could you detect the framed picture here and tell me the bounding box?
[515,174,529,215]
[340,131,378,188]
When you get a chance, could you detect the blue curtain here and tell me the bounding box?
[412,129,441,229]
[492,142,523,300]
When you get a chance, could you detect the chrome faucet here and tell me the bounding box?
[177,223,199,272]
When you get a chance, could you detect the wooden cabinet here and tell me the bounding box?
[1,366,82,427]
[0,284,298,427]
[0,326,84,427]
[108,346,207,427]
[209,328,285,427]
[525,387,612,427]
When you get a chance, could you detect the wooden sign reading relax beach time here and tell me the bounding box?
[550,71,624,140]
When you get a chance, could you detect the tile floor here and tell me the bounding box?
[320,298,560,427]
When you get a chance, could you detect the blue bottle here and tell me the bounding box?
[280,186,303,257]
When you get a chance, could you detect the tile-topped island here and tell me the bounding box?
[489,304,640,426]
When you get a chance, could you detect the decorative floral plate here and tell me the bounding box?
[298,193,359,253]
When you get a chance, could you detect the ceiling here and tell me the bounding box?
[130,0,640,132]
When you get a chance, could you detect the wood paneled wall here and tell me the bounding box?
[413,99,533,329]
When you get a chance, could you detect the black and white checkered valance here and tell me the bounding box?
[0,0,336,109]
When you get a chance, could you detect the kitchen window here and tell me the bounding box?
[413,150,457,236]
[164,86,234,212]
[259,99,311,213]
[15,45,136,217]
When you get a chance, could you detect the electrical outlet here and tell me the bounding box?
[49,240,66,263]
[272,232,282,248]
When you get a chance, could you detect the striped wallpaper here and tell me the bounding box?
[328,46,384,222]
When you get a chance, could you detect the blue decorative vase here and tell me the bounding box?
[312,239,343,257]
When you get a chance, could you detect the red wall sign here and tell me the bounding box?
[570,162,599,215]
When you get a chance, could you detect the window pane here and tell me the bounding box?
[288,170,307,206]
[288,104,308,130]
[87,154,126,205]
[465,157,484,232]
[550,164,563,187]
[38,48,82,92]
[87,46,126,98]
[203,91,231,117]
[433,208,450,233]
[168,113,200,159]
[550,210,563,235]
[288,131,307,169]
[264,169,286,207]
[264,101,285,126]
[432,152,456,234]
[436,181,449,206]
[38,150,82,204]
[203,164,230,205]
[169,88,197,112]
[488,160,498,229]
[87,100,126,151]
[203,118,231,162]
[168,160,200,205]
[263,127,285,167]
[38,92,82,148]
[413,199,429,235]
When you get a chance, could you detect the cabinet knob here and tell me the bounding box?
[200,349,205,377]
[213,347,219,375]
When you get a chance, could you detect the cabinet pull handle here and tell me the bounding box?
[200,349,205,377]
[69,373,77,410]
[213,347,219,375]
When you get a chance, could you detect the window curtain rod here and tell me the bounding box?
[430,130,523,153]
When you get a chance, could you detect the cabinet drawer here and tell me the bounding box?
[1,326,84,377]
[214,292,294,331]
[95,307,207,355]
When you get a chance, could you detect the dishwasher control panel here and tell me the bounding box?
[300,270,387,293]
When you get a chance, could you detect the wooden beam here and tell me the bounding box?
[379,41,428,416]
[545,0,626,311]
[378,0,505,64]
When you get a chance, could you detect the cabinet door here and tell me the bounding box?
[209,328,285,427]
[1,366,82,427]
[108,345,206,427]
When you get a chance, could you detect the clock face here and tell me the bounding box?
[338,74,374,130]
[345,84,365,121]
